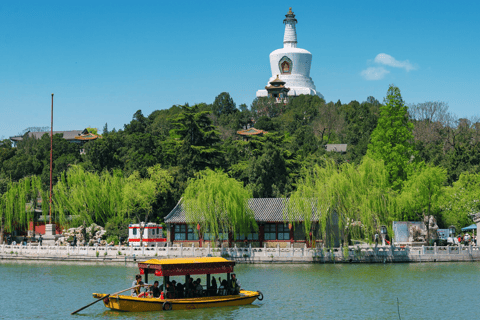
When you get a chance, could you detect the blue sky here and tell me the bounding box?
[1,1,479,139]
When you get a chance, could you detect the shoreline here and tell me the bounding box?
[1,243,480,264]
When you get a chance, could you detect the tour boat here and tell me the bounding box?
[92,257,263,312]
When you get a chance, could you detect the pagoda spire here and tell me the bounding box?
[283,7,297,48]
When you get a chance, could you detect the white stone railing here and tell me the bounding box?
[1,243,479,260]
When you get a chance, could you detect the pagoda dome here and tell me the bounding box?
[257,8,323,99]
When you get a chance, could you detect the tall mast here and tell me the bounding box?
[50,93,53,224]
[283,7,298,48]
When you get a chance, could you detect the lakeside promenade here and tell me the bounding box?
[1,242,480,263]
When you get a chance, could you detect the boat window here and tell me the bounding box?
[278,224,290,240]
[264,224,276,240]
[174,225,186,240]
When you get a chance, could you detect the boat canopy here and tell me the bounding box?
[138,257,235,277]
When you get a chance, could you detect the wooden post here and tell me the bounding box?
[206,274,211,295]
[145,269,148,284]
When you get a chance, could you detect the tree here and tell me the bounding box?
[123,165,173,246]
[170,104,222,176]
[0,175,45,243]
[54,165,126,227]
[439,172,480,231]
[183,169,257,245]
[399,164,446,241]
[212,92,237,117]
[367,85,415,190]
[287,157,397,246]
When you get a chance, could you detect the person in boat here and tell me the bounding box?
[176,282,184,298]
[150,281,161,298]
[210,277,218,296]
[171,280,177,298]
[131,274,148,297]
[229,274,241,295]
[219,279,228,296]
[166,282,175,299]
[195,278,203,297]
[186,277,195,298]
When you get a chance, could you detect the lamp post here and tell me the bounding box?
[380,225,387,246]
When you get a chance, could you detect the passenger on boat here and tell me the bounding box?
[218,280,228,296]
[150,281,161,298]
[186,277,195,298]
[166,282,175,299]
[229,274,241,295]
[195,278,203,297]
[176,282,184,298]
[131,274,148,297]
[210,277,218,296]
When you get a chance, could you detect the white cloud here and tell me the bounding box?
[374,53,416,71]
[361,67,390,80]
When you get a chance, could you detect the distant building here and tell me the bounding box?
[256,8,323,99]
[10,128,100,145]
[236,127,268,140]
[325,144,347,153]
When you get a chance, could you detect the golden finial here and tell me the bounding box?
[288,7,293,14]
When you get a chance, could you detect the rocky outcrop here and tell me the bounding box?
[57,223,106,246]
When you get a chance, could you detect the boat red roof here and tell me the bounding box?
[138,257,235,277]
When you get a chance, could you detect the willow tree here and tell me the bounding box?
[123,164,173,246]
[183,169,257,245]
[0,175,45,243]
[399,164,446,241]
[287,157,397,247]
[53,165,126,227]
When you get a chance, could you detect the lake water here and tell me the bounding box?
[1,260,479,319]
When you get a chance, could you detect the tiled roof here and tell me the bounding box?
[164,198,319,224]
[236,128,267,136]
[10,130,86,142]
[325,144,347,152]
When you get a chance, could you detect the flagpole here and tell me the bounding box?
[50,93,53,224]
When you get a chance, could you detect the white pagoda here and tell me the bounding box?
[256,8,323,99]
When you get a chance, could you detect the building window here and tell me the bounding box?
[264,224,276,240]
[278,224,290,240]
[236,232,259,241]
[187,226,199,240]
[133,228,137,235]
[174,225,186,240]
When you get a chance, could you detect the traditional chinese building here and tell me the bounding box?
[256,8,323,99]
[236,127,268,140]
[265,75,290,103]
[164,198,332,248]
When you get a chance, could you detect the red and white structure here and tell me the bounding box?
[128,222,166,247]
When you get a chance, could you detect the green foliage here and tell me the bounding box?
[53,165,126,227]
[212,92,237,117]
[183,169,257,241]
[170,104,223,176]
[398,164,447,223]
[106,235,119,245]
[287,157,396,245]
[105,216,128,241]
[368,85,415,190]
[0,175,45,233]
[439,172,480,231]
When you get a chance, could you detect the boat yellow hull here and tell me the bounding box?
[92,290,260,312]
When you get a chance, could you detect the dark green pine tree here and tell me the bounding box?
[170,104,223,176]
